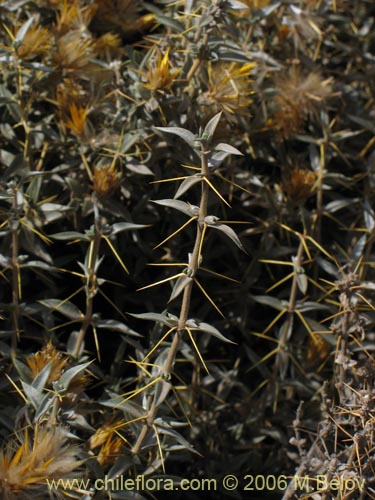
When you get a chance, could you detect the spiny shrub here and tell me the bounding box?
[1,1,375,499]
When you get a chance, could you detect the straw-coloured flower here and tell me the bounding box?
[272,67,332,139]
[92,163,121,199]
[63,102,91,139]
[16,22,50,60]
[199,62,256,118]
[89,418,125,465]
[142,48,180,93]
[0,424,84,499]
[55,0,97,36]
[26,342,67,385]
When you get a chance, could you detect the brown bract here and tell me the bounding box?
[283,166,317,205]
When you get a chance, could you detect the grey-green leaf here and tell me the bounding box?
[154,126,196,147]
[207,222,247,253]
[128,312,178,327]
[203,111,222,141]
[253,295,286,311]
[214,143,243,155]
[152,199,199,216]
[94,319,142,337]
[189,320,236,344]
[174,176,201,199]
[111,222,149,235]
[50,231,90,241]
[168,275,192,303]
[39,299,83,320]
[58,361,92,391]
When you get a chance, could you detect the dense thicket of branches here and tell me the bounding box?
[1,1,375,499]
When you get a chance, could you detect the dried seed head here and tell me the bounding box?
[0,424,84,499]
[53,30,95,74]
[55,1,97,36]
[272,67,332,138]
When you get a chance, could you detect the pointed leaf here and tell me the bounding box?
[207,221,247,253]
[58,361,92,390]
[94,319,142,337]
[31,363,52,392]
[21,380,43,409]
[203,111,222,141]
[15,17,34,44]
[174,176,201,199]
[101,397,145,418]
[188,320,236,344]
[111,222,149,235]
[125,163,154,176]
[214,143,243,155]
[50,231,90,241]
[128,312,178,327]
[253,295,286,311]
[39,299,83,320]
[168,275,192,302]
[154,420,198,454]
[154,127,196,147]
[152,199,199,216]
[296,271,308,295]
[153,379,171,407]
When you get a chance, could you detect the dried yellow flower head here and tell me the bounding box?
[92,164,121,199]
[272,67,332,139]
[26,342,67,384]
[94,32,122,58]
[283,166,317,205]
[238,0,271,9]
[142,48,180,92]
[55,0,97,36]
[25,343,90,393]
[16,22,50,60]
[56,78,85,116]
[53,30,95,74]
[89,418,125,465]
[199,61,255,118]
[63,102,91,139]
[0,425,84,499]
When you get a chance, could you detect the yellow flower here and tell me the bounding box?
[142,48,180,92]
[92,163,121,199]
[16,22,50,60]
[237,0,271,9]
[55,0,98,36]
[89,418,125,465]
[199,61,256,117]
[63,102,91,139]
[25,343,90,393]
[26,342,67,384]
[94,32,122,58]
[0,424,84,499]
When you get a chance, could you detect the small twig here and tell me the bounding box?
[132,141,211,456]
